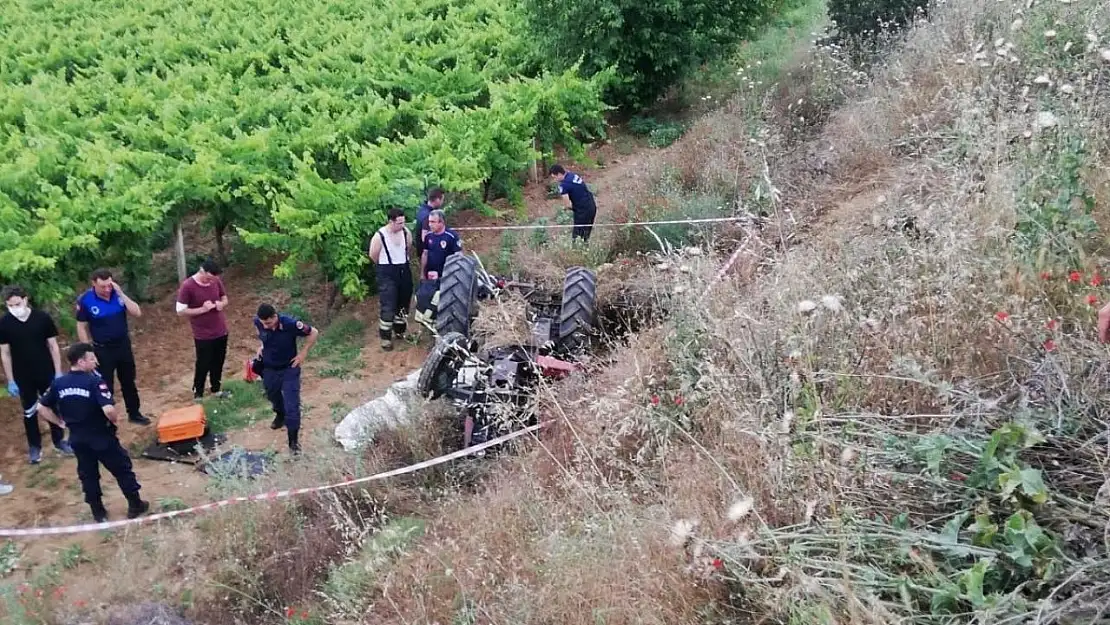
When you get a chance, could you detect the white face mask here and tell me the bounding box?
[7,304,30,321]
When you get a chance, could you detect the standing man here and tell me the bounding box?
[420,209,463,281]
[176,259,230,401]
[413,186,445,259]
[549,164,598,244]
[36,343,149,522]
[254,303,319,454]
[75,269,151,426]
[369,208,414,351]
[0,286,72,464]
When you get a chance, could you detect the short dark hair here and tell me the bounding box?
[200,259,222,275]
[90,268,113,282]
[387,207,405,221]
[67,342,95,365]
[256,303,277,320]
[548,164,566,176]
[427,186,444,202]
[1,285,27,302]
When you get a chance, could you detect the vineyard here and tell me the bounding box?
[0,0,610,305]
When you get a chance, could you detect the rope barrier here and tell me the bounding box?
[0,422,548,538]
[451,216,750,232]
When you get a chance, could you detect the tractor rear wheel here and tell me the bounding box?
[435,254,479,338]
[418,331,469,399]
[557,266,597,350]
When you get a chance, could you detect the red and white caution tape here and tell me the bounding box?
[452,216,747,232]
[0,423,548,539]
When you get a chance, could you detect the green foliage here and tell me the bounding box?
[321,517,425,618]
[626,116,686,147]
[827,0,925,42]
[203,380,270,433]
[521,0,779,110]
[312,317,366,379]
[0,0,610,304]
[0,541,19,577]
[1014,134,1099,268]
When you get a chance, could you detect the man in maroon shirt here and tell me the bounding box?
[175,260,230,401]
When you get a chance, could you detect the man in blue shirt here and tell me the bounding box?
[413,186,445,258]
[75,269,151,426]
[550,164,598,244]
[420,209,463,280]
[37,343,149,523]
[254,304,319,454]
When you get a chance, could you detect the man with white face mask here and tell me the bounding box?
[0,286,72,464]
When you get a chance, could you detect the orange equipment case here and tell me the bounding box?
[157,404,208,444]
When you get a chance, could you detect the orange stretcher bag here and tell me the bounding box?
[157,404,208,445]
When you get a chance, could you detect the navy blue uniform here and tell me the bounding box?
[558,172,598,242]
[75,289,143,420]
[413,201,434,256]
[39,371,141,506]
[255,315,313,433]
[422,228,462,279]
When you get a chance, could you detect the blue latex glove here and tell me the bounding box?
[5,380,17,397]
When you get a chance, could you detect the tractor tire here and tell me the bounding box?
[557,266,597,348]
[435,254,479,338]
[418,331,468,399]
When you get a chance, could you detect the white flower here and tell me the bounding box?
[797,300,818,314]
[820,295,843,313]
[728,496,755,521]
[669,519,699,547]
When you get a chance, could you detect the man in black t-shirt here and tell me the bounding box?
[0,286,72,464]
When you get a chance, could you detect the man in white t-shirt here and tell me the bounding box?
[368,208,414,351]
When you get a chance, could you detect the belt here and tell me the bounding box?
[93,338,129,348]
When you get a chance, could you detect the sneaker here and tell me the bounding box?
[0,482,12,496]
[56,440,74,456]
[128,414,152,426]
[211,390,232,399]
[380,339,394,351]
[90,503,108,523]
[28,446,42,465]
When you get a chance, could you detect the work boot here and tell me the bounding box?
[380,338,393,351]
[128,414,152,426]
[125,493,150,519]
[89,501,108,523]
[287,429,301,455]
[270,413,285,430]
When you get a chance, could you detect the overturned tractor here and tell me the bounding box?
[416,253,597,448]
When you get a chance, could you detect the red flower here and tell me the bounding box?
[674,395,685,406]
[650,395,660,406]
[1092,274,1104,287]
[712,558,724,570]
[994,311,1009,322]
[1088,294,1099,306]
[301,611,309,620]
[950,472,967,482]
[74,600,87,608]
[285,607,295,618]
[1040,271,1052,280]
[1044,339,1057,352]
[1045,319,1058,330]
[1069,271,1082,283]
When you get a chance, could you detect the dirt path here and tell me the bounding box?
[0,137,640,568]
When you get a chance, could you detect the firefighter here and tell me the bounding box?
[420,209,463,280]
[36,342,149,523]
[1,285,72,464]
[369,208,415,351]
[254,303,319,454]
[75,269,152,426]
[549,164,598,244]
[413,187,445,259]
